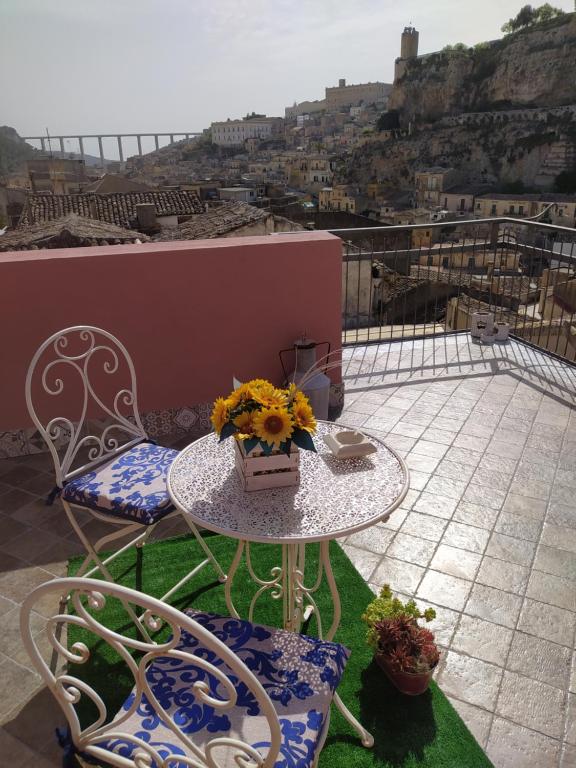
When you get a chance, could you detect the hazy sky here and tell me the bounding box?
[2,0,574,153]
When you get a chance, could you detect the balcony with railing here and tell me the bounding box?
[0,222,575,767]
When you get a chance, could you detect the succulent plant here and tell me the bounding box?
[361,583,436,650]
[374,614,440,674]
[362,584,439,674]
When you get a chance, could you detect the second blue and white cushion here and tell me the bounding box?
[62,442,178,525]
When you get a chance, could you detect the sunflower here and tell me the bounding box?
[226,383,254,409]
[253,407,294,449]
[247,378,270,390]
[293,389,309,407]
[252,382,288,408]
[292,399,317,434]
[233,411,256,440]
[210,397,229,435]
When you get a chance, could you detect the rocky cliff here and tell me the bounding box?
[389,14,576,124]
[344,113,576,191]
[0,126,37,177]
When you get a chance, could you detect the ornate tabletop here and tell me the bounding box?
[168,420,409,544]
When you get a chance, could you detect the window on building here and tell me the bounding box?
[519,205,524,215]
[510,205,515,214]
[491,205,497,215]
[559,208,564,216]
[468,257,475,269]
[427,255,434,266]
[444,197,448,207]
[442,257,449,268]
[460,199,466,211]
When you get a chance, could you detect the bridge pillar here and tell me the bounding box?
[59,137,65,153]
[98,136,105,168]
[137,135,142,155]
[169,134,174,144]
[154,135,159,150]
[78,136,85,163]
[117,135,124,163]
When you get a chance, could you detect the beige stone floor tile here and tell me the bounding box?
[452,615,513,667]
[437,650,502,710]
[417,570,472,612]
[486,717,561,768]
[497,670,565,739]
[464,583,523,630]
[517,599,576,648]
[507,632,571,690]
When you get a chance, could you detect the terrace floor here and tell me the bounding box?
[1,333,575,767]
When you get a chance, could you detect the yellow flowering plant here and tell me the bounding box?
[210,378,317,455]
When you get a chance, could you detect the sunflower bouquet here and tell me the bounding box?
[210,378,317,455]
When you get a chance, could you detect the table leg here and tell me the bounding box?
[320,540,341,642]
[225,539,373,749]
[224,539,244,619]
[321,540,374,749]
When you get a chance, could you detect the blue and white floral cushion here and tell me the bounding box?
[62,442,178,525]
[98,611,350,768]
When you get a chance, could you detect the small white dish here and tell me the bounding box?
[324,430,377,458]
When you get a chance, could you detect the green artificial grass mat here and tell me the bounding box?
[68,534,492,768]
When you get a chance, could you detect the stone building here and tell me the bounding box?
[324,79,391,110]
[319,185,357,213]
[210,117,284,147]
[414,168,461,207]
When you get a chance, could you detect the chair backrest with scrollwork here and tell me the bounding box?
[20,577,282,768]
[25,326,149,487]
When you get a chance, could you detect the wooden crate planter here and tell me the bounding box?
[234,440,300,492]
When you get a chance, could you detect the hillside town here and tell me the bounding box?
[2,11,575,363]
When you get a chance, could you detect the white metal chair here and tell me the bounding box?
[25,326,226,607]
[21,577,350,768]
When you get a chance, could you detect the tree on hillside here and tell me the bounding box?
[554,169,576,193]
[442,42,468,52]
[501,4,565,34]
[376,110,400,132]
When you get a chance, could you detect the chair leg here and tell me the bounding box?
[179,512,227,583]
[62,502,154,643]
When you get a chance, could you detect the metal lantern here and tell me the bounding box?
[280,337,331,420]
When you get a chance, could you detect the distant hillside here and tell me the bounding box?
[389,13,576,125]
[0,126,37,176]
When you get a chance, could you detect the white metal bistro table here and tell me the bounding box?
[168,420,409,748]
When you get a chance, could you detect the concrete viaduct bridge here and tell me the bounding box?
[22,132,202,165]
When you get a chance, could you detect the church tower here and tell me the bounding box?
[395,26,419,81]
[400,26,419,60]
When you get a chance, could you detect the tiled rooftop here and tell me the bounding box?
[18,190,204,228]
[1,333,575,767]
[0,213,149,251]
[155,200,270,241]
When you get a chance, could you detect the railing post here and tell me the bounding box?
[489,221,499,248]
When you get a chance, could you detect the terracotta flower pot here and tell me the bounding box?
[375,653,436,696]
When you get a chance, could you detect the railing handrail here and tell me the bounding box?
[326,215,576,237]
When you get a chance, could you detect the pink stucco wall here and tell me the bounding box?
[0,232,342,431]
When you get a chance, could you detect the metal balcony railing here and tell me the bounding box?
[326,214,576,362]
